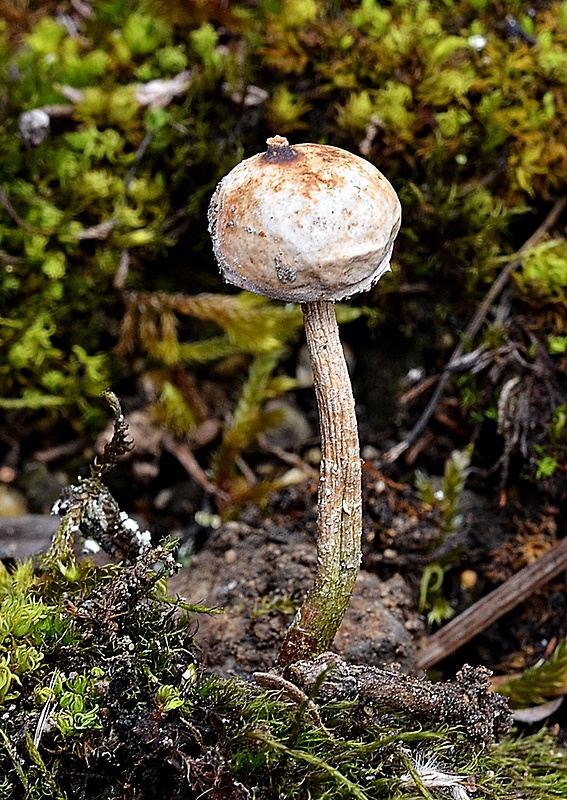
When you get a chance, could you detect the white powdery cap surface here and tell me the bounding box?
[208,136,401,303]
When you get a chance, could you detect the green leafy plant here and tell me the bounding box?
[0,393,204,797]
[497,637,567,708]
[0,7,245,428]
[416,447,473,626]
[153,683,185,713]
[548,335,567,354]
[34,669,104,739]
[0,561,71,704]
[534,448,558,479]
[533,403,566,480]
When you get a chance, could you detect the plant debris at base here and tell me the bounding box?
[0,394,566,799]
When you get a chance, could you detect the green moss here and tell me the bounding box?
[0,5,245,428]
[513,239,567,306]
[497,637,567,707]
[1,0,565,457]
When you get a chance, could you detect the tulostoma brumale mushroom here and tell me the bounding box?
[208,135,401,666]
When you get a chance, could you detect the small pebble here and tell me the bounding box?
[0,485,27,517]
[460,569,478,590]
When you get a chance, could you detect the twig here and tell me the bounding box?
[123,132,155,196]
[112,131,155,288]
[0,251,25,264]
[0,186,45,234]
[253,671,331,735]
[383,196,567,464]
[70,0,94,20]
[290,653,512,741]
[257,433,319,479]
[113,249,130,290]
[32,437,87,463]
[162,435,230,504]
[417,534,567,670]
[398,374,440,406]
[40,104,75,118]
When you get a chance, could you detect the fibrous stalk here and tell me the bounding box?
[277,300,362,665]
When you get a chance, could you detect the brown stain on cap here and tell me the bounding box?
[260,140,348,198]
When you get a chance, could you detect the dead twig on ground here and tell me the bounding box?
[383,196,567,464]
[290,653,512,742]
[257,434,319,479]
[417,533,567,670]
[32,438,88,463]
[0,186,47,234]
[253,671,332,736]
[162,434,230,505]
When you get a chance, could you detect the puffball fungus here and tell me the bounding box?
[208,135,401,302]
[208,136,401,665]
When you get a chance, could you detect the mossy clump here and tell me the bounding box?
[0,393,202,798]
[0,4,252,427]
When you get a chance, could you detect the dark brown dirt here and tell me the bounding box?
[170,514,423,677]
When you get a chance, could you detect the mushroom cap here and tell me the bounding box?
[208,136,401,303]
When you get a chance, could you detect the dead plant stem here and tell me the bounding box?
[384,196,567,464]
